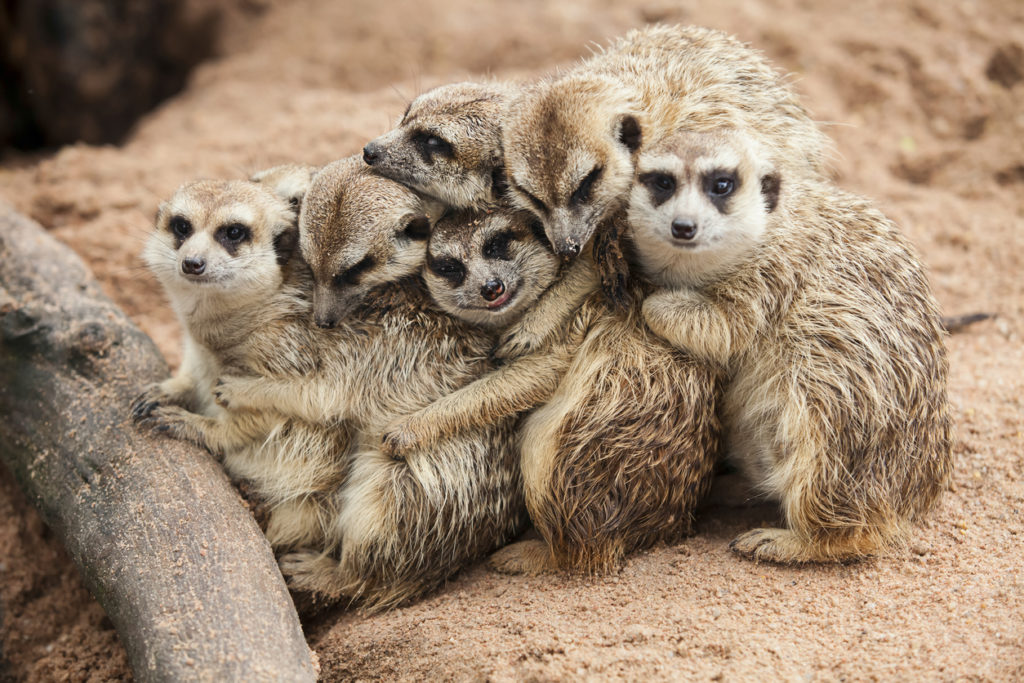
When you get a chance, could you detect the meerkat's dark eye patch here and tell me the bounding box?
[704,170,739,213]
[426,253,466,286]
[760,173,781,213]
[638,172,676,207]
[412,131,454,162]
[482,230,515,261]
[402,216,431,241]
[335,255,376,287]
[510,180,548,216]
[570,166,603,206]
[215,222,252,254]
[168,215,193,246]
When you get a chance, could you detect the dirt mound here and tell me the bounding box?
[1,0,1021,679]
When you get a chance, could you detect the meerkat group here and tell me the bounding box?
[134,23,954,608]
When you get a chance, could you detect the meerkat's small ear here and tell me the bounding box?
[273,226,299,265]
[617,115,643,153]
[155,202,167,224]
[760,174,781,213]
[402,215,432,241]
[490,164,509,200]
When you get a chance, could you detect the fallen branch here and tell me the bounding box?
[0,203,316,682]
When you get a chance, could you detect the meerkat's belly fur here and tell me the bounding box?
[514,289,721,573]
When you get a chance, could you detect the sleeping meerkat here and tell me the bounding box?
[502,24,830,258]
[132,179,350,551]
[209,157,527,610]
[362,80,517,209]
[628,128,954,563]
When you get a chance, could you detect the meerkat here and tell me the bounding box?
[205,157,527,610]
[502,24,831,259]
[362,80,518,209]
[131,179,351,551]
[379,206,593,457]
[374,206,722,575]
[627,128,954,563]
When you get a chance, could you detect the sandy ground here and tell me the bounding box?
[1,0,1023,679]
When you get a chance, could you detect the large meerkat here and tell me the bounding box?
[627,128,954,563]
[502,24,831,258]
[209,156,527,609]
[132,178,350,551]
[380,208,723,575]
[362,80,517,209]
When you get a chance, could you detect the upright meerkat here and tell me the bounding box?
[502,24,830,258]
[208,157,527,609]
[378,207,722,575]
[627,128,953,563]
[132,179,351,551]
[362,80,517,209]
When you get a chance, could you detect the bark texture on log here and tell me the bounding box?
[0,203,317,682]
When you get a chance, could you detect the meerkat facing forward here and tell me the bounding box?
[132,179,352,551]
[374,207,722,575]
[502,24,830,259]
[362,80,518,209]
[209,158,527,609]
[628,128,953,563]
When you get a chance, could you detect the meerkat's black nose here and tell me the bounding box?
[181,257,206,275]
[671,219,698,241]
[315,316,336,329]
[363,142,381,165]
[480,279,506,302]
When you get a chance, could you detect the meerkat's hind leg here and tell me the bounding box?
[279,550,347,599]
[488,539,559,576]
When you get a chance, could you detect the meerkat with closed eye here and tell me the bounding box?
[628,128,953,564]
[210,156,527,610]
[502,24,831,261]
[362,80,518,210]
[132,178,354,551]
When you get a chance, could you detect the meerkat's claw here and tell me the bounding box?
[131,384,170,421]
[492,327,543,360]
[730,527,829,564]
[380,427,416,460]
[488,540,557,576]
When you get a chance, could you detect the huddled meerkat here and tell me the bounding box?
[362,80,518,209]
[374,206,722,575]
[132,178,351,551]
[627,127,954,563]
[379,206,593,457]
[207,156,527,610]
[502,24,831,259]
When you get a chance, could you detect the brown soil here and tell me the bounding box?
[1,0,1022,680]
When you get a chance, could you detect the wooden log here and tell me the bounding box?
[0,203,317,682]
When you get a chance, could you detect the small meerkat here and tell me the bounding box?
[379,206,595,457]
[376,209,721,576]
[502,24,830,258]
[132,179,350,551]
[627,128,954,563]
[362,80,518,209]
[209,157,527,610]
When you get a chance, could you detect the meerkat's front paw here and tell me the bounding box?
[131,383,178,421]
[137,404,197,441]
[488,539,557,576]
[380,418,428,459]
[212,375,254,410]
[493,322,548,360]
